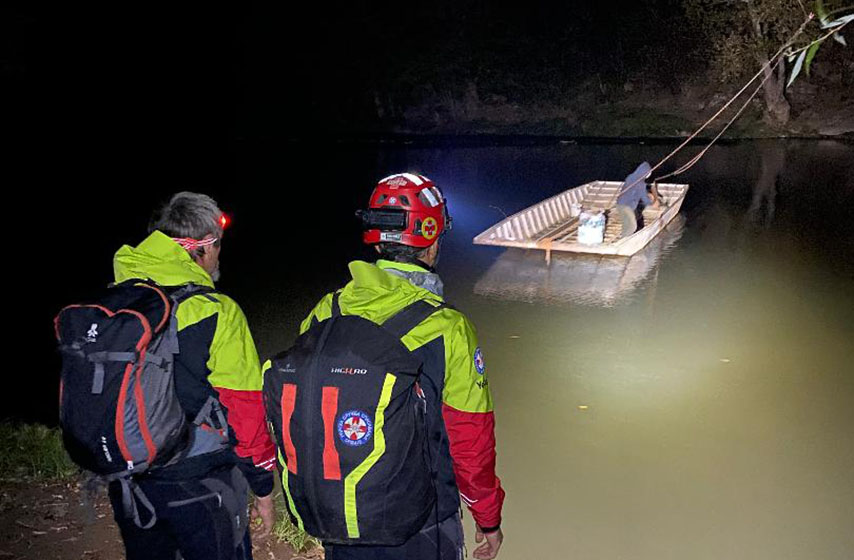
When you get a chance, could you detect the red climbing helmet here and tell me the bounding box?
[358,172,452,248]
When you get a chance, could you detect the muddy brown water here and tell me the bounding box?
[233,138,852,560]
[247,139,852,560]
[244,139,851,560]
[31,138,854,559]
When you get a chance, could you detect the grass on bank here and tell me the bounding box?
[271,500,321,553]
[0,422,77,481]
[1,422,321,553]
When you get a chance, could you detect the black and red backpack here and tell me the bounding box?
[263,293,446,546]
[55,280,228,527]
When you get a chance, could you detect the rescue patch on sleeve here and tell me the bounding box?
[474,347,485,375]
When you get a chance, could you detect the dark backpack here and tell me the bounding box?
[55,280,229,527]
[263,293,445,546]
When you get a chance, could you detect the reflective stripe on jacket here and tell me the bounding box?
[297,259,505,529]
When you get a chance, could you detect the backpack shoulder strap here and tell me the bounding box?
[108,279,217,305]
[381,299,446,339]
[168,283,218,304]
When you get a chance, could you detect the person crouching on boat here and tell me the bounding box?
[611,161,660,237]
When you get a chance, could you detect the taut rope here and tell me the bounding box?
[609,13,817,202]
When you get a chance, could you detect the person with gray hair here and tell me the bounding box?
[107,191,277,560]
[148,192,227,280]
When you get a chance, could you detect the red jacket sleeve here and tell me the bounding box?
[439,313,505,530]
[216,387,276,472]
[443,404,505,530]
[204,295,276,475]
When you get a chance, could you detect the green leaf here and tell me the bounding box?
[787,50,807,88]
[833,32,848,46]
[814,0,829,25]
[805,42,821,76]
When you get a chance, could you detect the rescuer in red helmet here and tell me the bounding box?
[271,172,505,560]
[362,171,452,248]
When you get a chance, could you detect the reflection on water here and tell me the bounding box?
[474,216,685,307]
[231,139,853,560]
[746,142,785,228]
[454,142,854,560]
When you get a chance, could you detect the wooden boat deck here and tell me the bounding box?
[473,181,689,257]
[538,206,665,245]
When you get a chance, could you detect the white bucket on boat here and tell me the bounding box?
[578,211,605,244]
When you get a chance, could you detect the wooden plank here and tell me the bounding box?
[554,221,582,243]
[536,217,580,243]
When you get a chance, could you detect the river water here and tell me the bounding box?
[34,138,854,559]
[235,138,853,560]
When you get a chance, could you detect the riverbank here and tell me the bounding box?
[0,480,322,560]
[359,77,854,139]
[0,424,321,560]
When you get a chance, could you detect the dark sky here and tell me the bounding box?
[5,1,702,220]
[6,1,699,274]
[6,1,695,423]
[7,2,695,163]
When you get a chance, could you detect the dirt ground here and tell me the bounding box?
[0,480,318,560]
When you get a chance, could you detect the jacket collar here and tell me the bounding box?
[113,230,215,287]
[376,259,444,297]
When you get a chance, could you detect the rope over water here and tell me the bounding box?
[585,12,822,209]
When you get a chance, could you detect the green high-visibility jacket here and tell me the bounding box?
[114,230,276,495]
[294,259,505,530]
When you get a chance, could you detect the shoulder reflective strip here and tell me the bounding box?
[280,384,298,474]
[420,187,439,207]
[278,449,304,531]
[321,387,342,480]
[344,373,396,538]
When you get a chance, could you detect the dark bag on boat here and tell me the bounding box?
[263,293,443,545]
